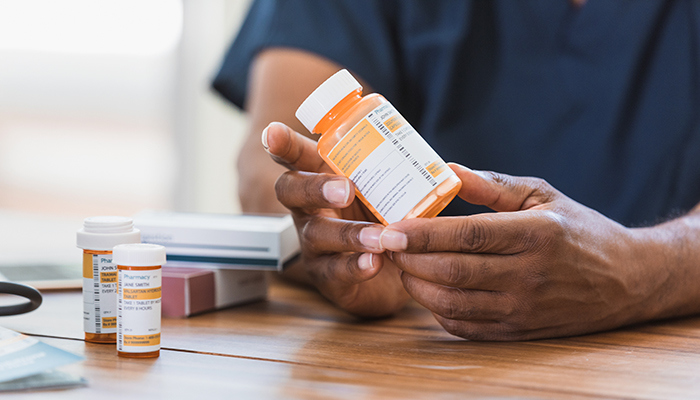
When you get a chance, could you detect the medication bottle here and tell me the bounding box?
[113,243,165,358]
[77,216,140,344]
[296,69,462,225]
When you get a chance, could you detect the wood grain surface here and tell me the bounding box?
[3,274,700,399]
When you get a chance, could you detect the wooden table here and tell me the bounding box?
[2,274,700,399]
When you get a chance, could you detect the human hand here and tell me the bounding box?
[264,122,409,317]
[380,164,660,340]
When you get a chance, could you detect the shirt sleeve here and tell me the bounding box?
[211,0,401,110]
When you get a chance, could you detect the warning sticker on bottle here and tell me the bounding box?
[326,103,453,224]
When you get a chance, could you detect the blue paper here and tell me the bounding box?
[0,326,83,383]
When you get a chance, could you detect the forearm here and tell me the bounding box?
[632,204,700,321]
[238,49,343,214]
[236,131,288,213]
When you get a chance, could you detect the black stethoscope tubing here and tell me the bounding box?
[0,282,43,316]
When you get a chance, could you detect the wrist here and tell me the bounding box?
[628,214,700,322]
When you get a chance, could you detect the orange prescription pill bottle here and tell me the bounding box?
[296,69,462,225]
[113,243,165,359]
[77,216,140,344]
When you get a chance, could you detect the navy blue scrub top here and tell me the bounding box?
[213,0,700,227]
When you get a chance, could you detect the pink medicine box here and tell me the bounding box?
[161,267,267,318]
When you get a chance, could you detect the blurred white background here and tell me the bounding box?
[0,0,252,263]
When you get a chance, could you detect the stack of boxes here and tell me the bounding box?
[134,211,299,318]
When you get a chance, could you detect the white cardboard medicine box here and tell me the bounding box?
[134,211,299,271]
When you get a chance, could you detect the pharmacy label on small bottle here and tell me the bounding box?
[326,103,454,224]
[117,269,161,353]
[82,253,118,334]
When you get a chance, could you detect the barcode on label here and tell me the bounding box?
[92,254,101,333]
[368,114,437,187]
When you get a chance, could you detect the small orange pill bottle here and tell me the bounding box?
[296,69,462,225]
[77,216,140,344]
[113,243,165,359]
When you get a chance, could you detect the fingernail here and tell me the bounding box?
[261,125,270,151]
[323,179,349,205]
[359,226,383,251]
[452,163,488,180]
[386,250,394,262]
[451,163,476,174]
[358,253,374,271]
[379,229,407,251]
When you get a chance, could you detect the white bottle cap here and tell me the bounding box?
[295,69,363,134]
[77,216,141,251]
[113,243,166,267]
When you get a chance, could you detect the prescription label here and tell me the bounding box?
[117,268,161,353]
[327,103,454,224]
[82,252,118,334]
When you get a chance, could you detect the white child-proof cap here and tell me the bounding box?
[112,243,166,267]
[76,216,141,251]
[295,69,363,134]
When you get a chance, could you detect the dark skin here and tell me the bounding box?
[239,47,700,340]
[383,168,700,340]
[244,49,410,318]
[265,121,700,340]
[264,122,409,318]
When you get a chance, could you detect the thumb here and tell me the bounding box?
[448,163,558,212]
[262,122,328,173]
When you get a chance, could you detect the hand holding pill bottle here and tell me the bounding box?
[296,69,461,225]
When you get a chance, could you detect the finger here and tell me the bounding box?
[262,122,330,173]
[380,210,561,253]
[391,251,519,290]
[448,163,559,212]
[275,171,355,209]
[401,272,512,320]
[301,217,385,253]
[432,314,518,341]
[311,252,384,286]
[313,254,407,318]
